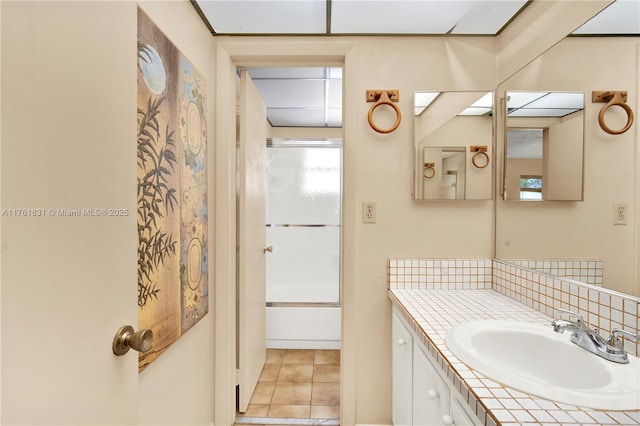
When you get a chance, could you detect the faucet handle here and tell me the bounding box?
[607,328,640,349]
[555,308,585,325]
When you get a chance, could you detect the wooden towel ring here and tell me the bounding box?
[367,90,401,134]
[470,146,490,169]
[472,151,490,169]
[423,163,436,178]
[594,91,634,135]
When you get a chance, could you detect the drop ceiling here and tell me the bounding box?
[194,0,530,35]
[193,0,639,36]
[244,67,343,127]
[193,0,639,128]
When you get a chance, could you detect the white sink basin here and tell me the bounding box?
[445,320,640,410]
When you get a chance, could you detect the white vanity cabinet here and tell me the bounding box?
[392,310,477,426]
[392,312,414,426]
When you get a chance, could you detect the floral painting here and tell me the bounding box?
[136,7,208,371]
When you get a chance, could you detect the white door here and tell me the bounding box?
[237,69,268,412]
[1,3,138,424]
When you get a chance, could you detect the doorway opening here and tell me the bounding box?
[235,67,343,425]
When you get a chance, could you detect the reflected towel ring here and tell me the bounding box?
[470,146,490,169]
[366,89,401,134]
[592,91,634,135]
[424,162,436,178]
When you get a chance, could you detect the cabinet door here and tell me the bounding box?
[448,397,477,426]
[413,344,449,426]
[392,313,414,426]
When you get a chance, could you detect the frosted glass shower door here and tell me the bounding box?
[266,143,341,304]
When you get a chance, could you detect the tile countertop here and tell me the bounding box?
[388,289,640,426]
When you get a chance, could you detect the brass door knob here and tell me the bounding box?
[112,325,153,356]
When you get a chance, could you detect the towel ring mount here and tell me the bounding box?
[366,90,401,134]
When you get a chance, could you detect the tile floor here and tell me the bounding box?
[236,349,340,424]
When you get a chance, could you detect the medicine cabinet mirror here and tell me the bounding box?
[503,91,585,201]
[413,91,494,201]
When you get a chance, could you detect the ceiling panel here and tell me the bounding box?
[196,0,326,34]
[331,1,470,34]
[326,109,343,127]
[507,92,549,108]
[247,67,342,128]
[450,0,529,34]
[507,129,543,159]
[326,80,343,109]
[507,92,584,117]
[527,92,584,108]
[573,0,640,35]
[508,108,582,118]
[252,79,326,108]
[414,92,440,115]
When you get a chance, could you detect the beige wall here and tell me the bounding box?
[326,36,497,424]
[496,37,640,297]
[546,112,584,200]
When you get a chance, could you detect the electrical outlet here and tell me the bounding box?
[613,204,627,225]
[363,202,376,223]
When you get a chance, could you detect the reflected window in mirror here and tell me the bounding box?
[414,91,494,201]
[504,91,585,201]
[519,175,542,201]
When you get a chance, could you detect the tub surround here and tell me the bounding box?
[388,258,640,426]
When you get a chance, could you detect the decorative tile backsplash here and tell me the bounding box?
[492,259,639,357]
[388,258,492,290]
[504,259,603,286]
[387,258,640,357]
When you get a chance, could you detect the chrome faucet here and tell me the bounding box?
[552,308,640,364]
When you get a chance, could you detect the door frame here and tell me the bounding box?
[214,40,357,426]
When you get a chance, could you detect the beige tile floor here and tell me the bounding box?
[238,349,340,421]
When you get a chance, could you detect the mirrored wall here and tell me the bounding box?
[495,37,639,297]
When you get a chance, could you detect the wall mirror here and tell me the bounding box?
[413,91,493,201]
[503,91,585,201]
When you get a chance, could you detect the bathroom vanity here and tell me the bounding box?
[388,259,640,426]
[393,306,478,426]
[390,290,640,426]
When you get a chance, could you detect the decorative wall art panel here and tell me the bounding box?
[137,8,208,372]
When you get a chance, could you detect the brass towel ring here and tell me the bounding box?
[593,91,634,135]
[470,146,490,169]
[424,162,436,178]
[367,90,401,134]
